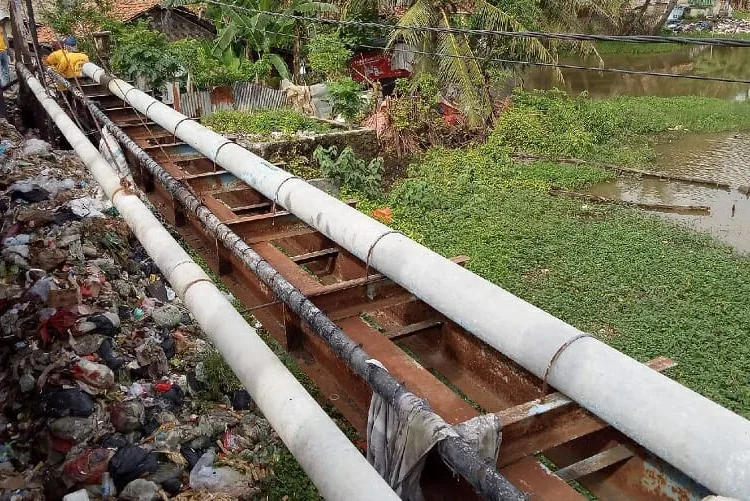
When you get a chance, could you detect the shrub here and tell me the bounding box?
[202,109,331,137]
[326,77,366,123]
[110,21,179,90]
[307,33,352,79]
[313,145,383,197]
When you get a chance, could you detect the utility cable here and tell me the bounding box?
[189,6,750,85]
[201,0,750,48]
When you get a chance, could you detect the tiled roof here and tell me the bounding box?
[111,0,160,22]
[37,25,56,43]
[36,0,160,43]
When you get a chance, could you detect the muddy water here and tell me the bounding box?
[588,131,750,253]
[524,46,750,99]
[525,46,750,252]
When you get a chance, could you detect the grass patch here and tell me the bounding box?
[492,89,750,166]
[202,109,332,139]
[348,92,750,419]
[595,40,682,55]
[596,30,750,55]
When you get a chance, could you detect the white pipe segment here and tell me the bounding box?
[83,63,750,498]
[23,67,399,501]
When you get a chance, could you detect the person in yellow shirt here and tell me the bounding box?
[0,11,10,87]
[44,36,89,79]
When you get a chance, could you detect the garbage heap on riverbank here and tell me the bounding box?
[673,17,750,34]
[0,120,282,500]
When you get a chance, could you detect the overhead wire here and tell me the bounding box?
[201,0,750,48]
[195,2,750,85]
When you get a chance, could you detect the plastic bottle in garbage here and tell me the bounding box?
[101,472,113,500]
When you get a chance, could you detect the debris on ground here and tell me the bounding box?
[671,17,750,34]
[0,119,280,499]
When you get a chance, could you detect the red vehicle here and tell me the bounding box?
[349,51,411,85]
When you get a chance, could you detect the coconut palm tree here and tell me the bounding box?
[389,0,619,126]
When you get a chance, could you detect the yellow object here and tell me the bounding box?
[44,49,89,78]
[0,30,6,52]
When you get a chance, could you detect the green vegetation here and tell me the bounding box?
[491,89,750,165]
[346,91,750,418]
[595,40,683,55]
[307,33,353,79]
[110,21,180,90]
[202,109,332,137]
[199,348,244,399]
[325,77,368,123]
[314,145,384,197]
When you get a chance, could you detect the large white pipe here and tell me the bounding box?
[22,67,399,501]
[83,64,750,498]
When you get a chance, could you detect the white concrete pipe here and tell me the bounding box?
[82,63,750,498]
[22,67,399,501]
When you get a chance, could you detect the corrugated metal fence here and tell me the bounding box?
[171,82,290,118]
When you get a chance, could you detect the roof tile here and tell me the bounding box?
[36,0,160,43]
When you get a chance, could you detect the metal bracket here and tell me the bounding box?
[541,333,593,400]
[272,176,301,215]
[365,230,401,279]
[212,140,235,172]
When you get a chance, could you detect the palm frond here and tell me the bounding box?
[435,11,490,125]
[292,1,339,13]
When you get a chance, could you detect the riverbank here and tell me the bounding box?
[347,92,750,418]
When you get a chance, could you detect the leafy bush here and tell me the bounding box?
[110,21,179,90]
[307,33,352,79]
[492,89,750,162]
[171,39,280,90]
[199,348,242,399]
[202,110,331,136]
[326,77,366,123]
[491,89,596,158]
[313,145,383,197]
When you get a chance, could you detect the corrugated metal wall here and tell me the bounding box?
[173,82,290,118]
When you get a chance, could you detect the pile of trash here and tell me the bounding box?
[672,18,750,34]
[0,120,282,500]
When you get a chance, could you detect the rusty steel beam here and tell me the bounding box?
[555,444,634,481]
[56,72,526,501]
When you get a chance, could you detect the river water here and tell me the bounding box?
[524,46,750,253]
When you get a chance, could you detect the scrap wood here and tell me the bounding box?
[549,187,711,214]
[515,152,732,189]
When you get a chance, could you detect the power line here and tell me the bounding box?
[359,43,750,85]
[198,3,750,85]
[201,0,750,48]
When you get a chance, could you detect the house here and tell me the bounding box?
[36,0,215,44]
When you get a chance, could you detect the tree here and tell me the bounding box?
[389,0,619,126]
[168,0,338,83]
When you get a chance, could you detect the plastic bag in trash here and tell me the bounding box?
[119,479,159,501]
[21,139,52,157]
[8,181,50,203]
[40,309,79,344]
[189,450,249,494]
[109,446,159,489]
[62,490,90,501]
[152,305,182,328]
[71,358,115,389]
[98,337,125,370]
[231,390,253,411]
[40,388,95,418]
[49,416,96,441]
[111,400,145,433]
[76,312,120,336]
[62,448,110,484]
